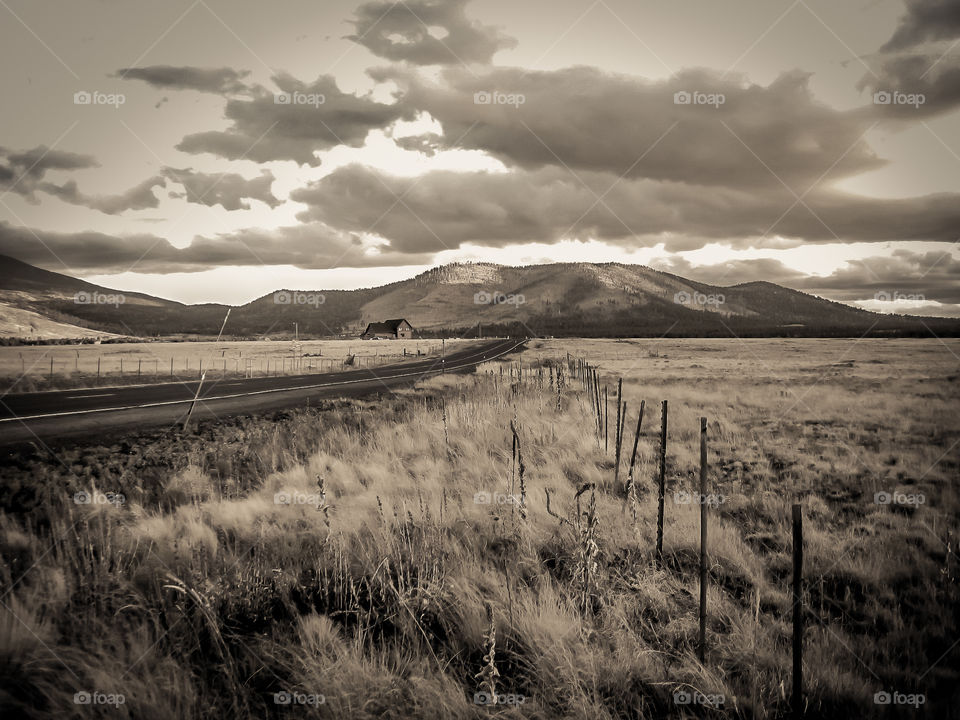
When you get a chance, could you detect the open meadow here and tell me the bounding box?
[0,337,957,718]
[0,339,472,393]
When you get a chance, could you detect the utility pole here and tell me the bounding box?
[215,308,231,343]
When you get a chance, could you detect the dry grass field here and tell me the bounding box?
[0,339,471,393]
[0,338,957,718]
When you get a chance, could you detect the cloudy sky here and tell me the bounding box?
[1,0,958,314]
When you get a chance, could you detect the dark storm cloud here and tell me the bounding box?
[291,164,960,253]
[347,0,516,66]
[880,0,960,52]
[39,175,166,214]
[176,73,411,165]
[651,250,960,306]
[860,0,960,118]
[115,65,252,94]
[376,66,883,189]
[163,167,280,210]
[795,249,960,304]
[858,53,960,118]
[0,146,98,198]
[0,221,430,275]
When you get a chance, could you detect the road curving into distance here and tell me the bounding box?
[0,338,526,447]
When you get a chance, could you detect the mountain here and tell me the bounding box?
[0,255,955,340]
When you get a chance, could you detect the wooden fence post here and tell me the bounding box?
[699,416,708,662]
[656,399,668,566]
[792,504,804,719]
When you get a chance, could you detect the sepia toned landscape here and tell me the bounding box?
[1,337,957,717]
[2,0,960,717]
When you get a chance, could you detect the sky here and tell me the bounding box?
[0,0,958,315]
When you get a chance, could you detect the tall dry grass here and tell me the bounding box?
[1,338,958,718]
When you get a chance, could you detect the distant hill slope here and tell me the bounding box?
[0,255,955,339]
[0,302,125,340]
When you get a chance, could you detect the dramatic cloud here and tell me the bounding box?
[347,0,516,65]
[163,167,280,210]
[651,250,960,307]
[796,249,960,304]
[378,66,883,189]
[115,65,252,94]
[880,0,960,52]
[291,164,960,253]
[0,146,98,199]
[859,0,960,118]
[859,52,960,118]
[0,221,431,275]
[176,73,411,165]
[40,175,166,214]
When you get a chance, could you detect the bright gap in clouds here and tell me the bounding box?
[81,239,956,307]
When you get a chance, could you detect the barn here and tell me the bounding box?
[361,318,414,340]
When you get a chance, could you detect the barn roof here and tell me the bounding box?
[362,318,412,334]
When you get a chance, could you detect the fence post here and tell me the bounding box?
[656,399,668,566]
[699,416,708,662]
[792,504,804,719]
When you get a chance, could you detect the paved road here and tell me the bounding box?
[0,338,525,446]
